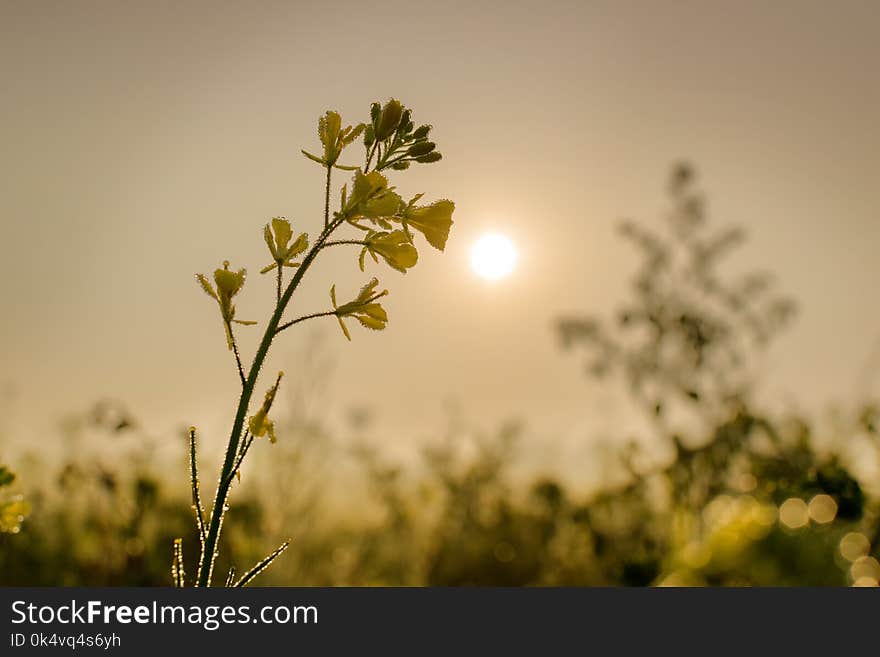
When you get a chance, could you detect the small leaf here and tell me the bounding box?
[301,149,325,165]
[196,274,218,301]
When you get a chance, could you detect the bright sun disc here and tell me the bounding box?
[471,233,517,281]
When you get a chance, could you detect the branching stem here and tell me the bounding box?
[197,207,346,586]
[322,239,367,248]
[323,166,332,229]
[226,430,254,488]
[275,310,336,334]
[365,142,378,173]
[228,326,246,387]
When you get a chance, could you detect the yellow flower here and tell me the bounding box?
[403,199,455,251]
[301,110,364,169]
[360,230,418,273]
[260,217,309,274]
[248,372,283,443]
[330,278,389,341]
[342,170,402,227]
[196,261,256,349]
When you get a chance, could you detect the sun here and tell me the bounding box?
[470,233,517,281]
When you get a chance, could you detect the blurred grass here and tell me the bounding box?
[0,397,877,586]
[2,164,878,586]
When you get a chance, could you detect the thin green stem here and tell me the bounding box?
[275,265,282,304]
[235,429,252,462]
[323,166,332,229]
[172,538,185,587]
[189,428,207,542]
[382,152,411,168]
[275,310,336,334]
[233,541,290,587]
[365,142,378,172]
[322,239,367,248]
[228,326,246,387]
[225,431,254,488]
[197,217,343,587]
[375,135,403,170]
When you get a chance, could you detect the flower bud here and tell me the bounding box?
[414,152,442,164]
[397,109,412,135]
[375,99,403,140]
[214,262,246,297]
[406,141,436,157]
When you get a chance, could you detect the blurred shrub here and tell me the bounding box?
[1,165,878,586]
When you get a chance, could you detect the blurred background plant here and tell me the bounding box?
[1,164,878,587]
[0,464,28,535]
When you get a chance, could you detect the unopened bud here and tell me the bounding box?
[407,141,436,157]
[414,151,442,164]
[412,125,431,139]
[375,99,403,140]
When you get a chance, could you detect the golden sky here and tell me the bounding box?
[2,1,879,462]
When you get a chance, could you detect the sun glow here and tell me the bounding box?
[470,233,517,281]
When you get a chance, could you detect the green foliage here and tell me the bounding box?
[0,464,29,534]
[553,163,879,586]
[3,163,877,589]
[3,402,876,586]
[559,163,796,431]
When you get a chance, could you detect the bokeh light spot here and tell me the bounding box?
[778,498,809,529]
[807,494,837,524]
[839,532,871,562]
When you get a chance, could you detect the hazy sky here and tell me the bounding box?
[2,1,879,463]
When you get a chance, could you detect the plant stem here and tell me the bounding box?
[365,142,378,172]
[229,328,246,387]
[189,428,207,542]
[233,541,290,587]
[199,151,342,586]
[322,239,367,248]
[197,212,342,586]
[275,266,282,304]
[275,310,336,334]
[226,431,254,487]
[323,166,332,229]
